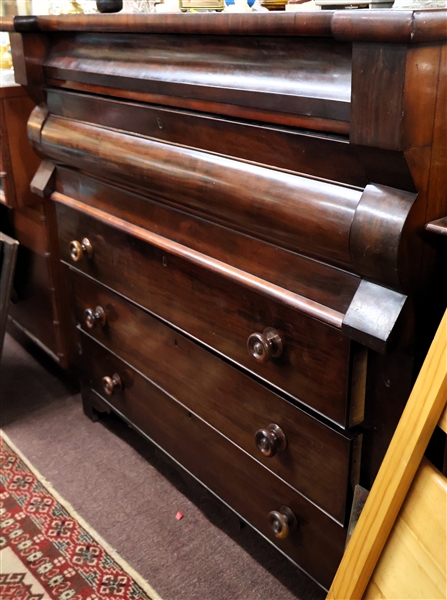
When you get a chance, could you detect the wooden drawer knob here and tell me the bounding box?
[69,238,93,262]
[255,423,287,458]
[102,373,122,396]
[84,306,107,329]
[268,506,298,539]
[247,328,283,363]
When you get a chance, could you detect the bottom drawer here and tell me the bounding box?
[80,333,347,590]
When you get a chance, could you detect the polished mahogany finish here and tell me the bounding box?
[101,373,122,396]
[56,200,358,427]
[7,10,447,591]
[247,329,283,364]
[84,306,106,329]
[69,238,93,262]
[255,424,287,458]
[79,332,346,590]
[268,506,298,539]
[51,166,360,315]
[45,90,414,191]
[29,110,420,290]
[0,85,40,209]
[69,271,358,524]
[426,217,447,237]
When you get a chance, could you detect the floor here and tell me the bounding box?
[1,330,326,600]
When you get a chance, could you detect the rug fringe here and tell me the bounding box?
[0,429,164,600]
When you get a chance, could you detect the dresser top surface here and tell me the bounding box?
[3,10,447,43]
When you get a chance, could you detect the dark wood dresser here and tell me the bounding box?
[6,9,447,590]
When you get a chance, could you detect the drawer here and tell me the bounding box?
[80,333,347,590]
[71,271,359,524]
[57,203,363,428]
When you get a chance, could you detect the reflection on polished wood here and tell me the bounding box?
[6,10,447,591]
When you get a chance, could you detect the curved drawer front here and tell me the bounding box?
[31,106,418,292]
[80,333,347,590]
[42,30,351,133]
[72,271,358,524]
[57,203,358,427]
[38,114,359,269]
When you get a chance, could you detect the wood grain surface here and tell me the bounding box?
[5,12,447,591]
[5,11,447,44]
[71,270,358,524]
[53,166,361,316]
[34,115,361,270]
[80,332,347,591]
[327,309,447,599]
[363,458,446,600]
[55,199,355,427]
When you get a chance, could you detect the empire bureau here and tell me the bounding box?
[6,9,447,590]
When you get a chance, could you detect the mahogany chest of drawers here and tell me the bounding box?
[7,9,447,590]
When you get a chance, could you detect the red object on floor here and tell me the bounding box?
[175,511,184,521]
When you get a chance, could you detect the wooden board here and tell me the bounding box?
[327,309,447,599]
[364,459,446,600]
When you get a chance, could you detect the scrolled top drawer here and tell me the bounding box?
[30,107,418,291]
[42,30,352,132]
[32,110,360,270]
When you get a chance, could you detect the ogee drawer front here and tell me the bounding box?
[71,271,357,524]
[80,333,347,590]
[57,203,355,426]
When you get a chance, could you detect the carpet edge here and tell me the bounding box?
[0,428,164,600]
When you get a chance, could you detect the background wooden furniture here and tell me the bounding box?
[0,232,19,356]
[0,83,39,209]
[5,10,447,591]
[327,309,447,599]
[0,83,73,367]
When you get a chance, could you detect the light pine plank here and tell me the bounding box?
[364,458,447,600]
[363,580,385,599]
[438,404,447,434]
[327,310,447,600]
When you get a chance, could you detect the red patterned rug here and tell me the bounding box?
[0,431,163,600]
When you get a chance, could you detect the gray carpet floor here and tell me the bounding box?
[1,330,326,600]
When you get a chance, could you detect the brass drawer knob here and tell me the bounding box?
[102,373,122,396]
[247,328,283,363]
[255,423,287,458]
[268,506,298,539]
[69,238,93,262]
[84,306,107,329]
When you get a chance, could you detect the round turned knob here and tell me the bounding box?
[255,423,287,458]
[69,238,93,262]
[102,373,122,396]
[247,328,283,364]
[268,506,298,539]
[84,306,107,329]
